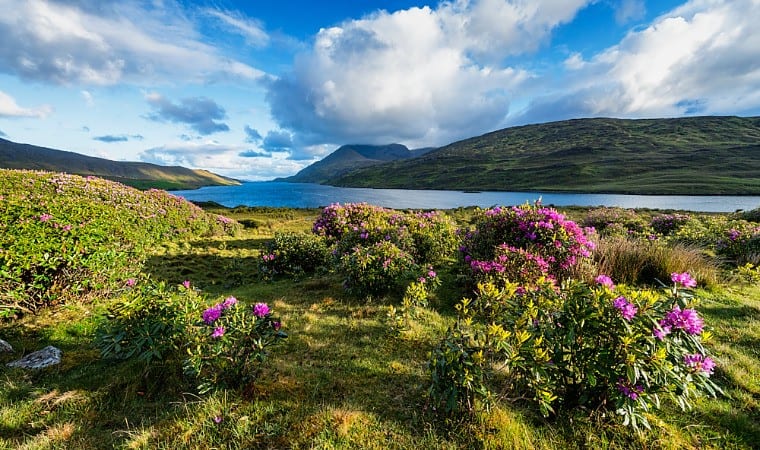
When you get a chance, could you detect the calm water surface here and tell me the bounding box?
[172,182,760,213]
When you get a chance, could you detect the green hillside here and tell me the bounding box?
[328,116,760,194]
[0,137,240,190]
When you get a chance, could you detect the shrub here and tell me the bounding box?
[0,170,240,317]
[669,216,760,265]
[403,211,459,265]
[259,232,330,279]
[95,280,198,365]
[428,273,722,430]
[338,241,419,298]
[650,213,691,236]
[581,207,648,237]
[184,298,287,393]
[459,202,595,284]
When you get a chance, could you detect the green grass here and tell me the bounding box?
[2,206,760,448]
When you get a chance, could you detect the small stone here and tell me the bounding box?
[6,346,62,369]
[0,338,12,353]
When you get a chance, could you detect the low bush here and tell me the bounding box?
[258,231,330,279]
[338,241,419,298]
[581,207,649,237]
[428,273,721,430]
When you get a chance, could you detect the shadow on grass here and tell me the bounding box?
[143,253,261,291]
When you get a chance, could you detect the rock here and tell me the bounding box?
[0,338,12,353]
[6,346,62,369]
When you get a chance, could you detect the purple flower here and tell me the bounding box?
[428,270,437,278]
[595,274,615,289]
[660,306,704,335]
[211,326,226,338]
[653,325,671,340]
[222,296,238,309]
[683,353,715,376]
[612,296,637,321]
[253,303,270,318]
[39,213,53,222]
[202,305,222,324]
[617,379,644,400]
[213,415,223,424]
[671,272,697,288]
[182,280,191,289]
[272,321,281,331]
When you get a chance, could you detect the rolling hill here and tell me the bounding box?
[0,138,239,190]
[278,143,435,184]
[325,116,760,195]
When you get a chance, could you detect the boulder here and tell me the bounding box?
[6,346,62,369]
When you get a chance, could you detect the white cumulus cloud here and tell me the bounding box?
[0,90,52,118]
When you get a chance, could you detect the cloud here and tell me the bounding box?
[0,129,6,138]
[0,0,265,86]
[266,1,591,148]
[238,149,271,158]
[612,0,646,24]
[138,140,306,180]
[93,134,144,143]
[512,0,760,123]
[81,90,94,106]
[81,126,90,132]
[146,93,230,135]
[262,130,293,152]
[244,125,263,143]
[203,8,269,47]
[0,90,52,118]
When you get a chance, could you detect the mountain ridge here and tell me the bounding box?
[323,116,760,195]
[0,137,239,190]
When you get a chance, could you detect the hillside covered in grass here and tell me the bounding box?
[0,138,240,190]
[2,173,760,449]
[328,116,760,195]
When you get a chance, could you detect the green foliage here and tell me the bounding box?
[258,231,330,279]
[184,298,287,393]
[387,269,440,334]
[0,170,240,316]
[581,207,649,237]
[650,213,691,236]
[338,241,419,297]
[669,215,760,265]
[429,276,722,430]
[95,280,198,365]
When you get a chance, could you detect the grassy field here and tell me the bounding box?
[2,200,760,449]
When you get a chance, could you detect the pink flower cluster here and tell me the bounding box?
[595,274,615,289]
[612,296,637,321]
[683,353,716,376]
[671,272,697,288]
[253,302,270,318]
[202,296,238,325]
[654,305,704,339]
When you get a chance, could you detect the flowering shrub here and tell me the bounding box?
[581,207,649,237]
[387,267,440,334]
[428,272,721,429]
[459,202,595,285]
[184,298,286,393]
[0,170,240,316]
[669,215,760,265]
[258,232,330,279]
[338,241,419,297]
[650,213,691,236]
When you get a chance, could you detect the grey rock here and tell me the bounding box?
[6,346,62,369]
[0,338,12,353]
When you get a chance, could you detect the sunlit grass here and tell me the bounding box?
[1,206,759,448]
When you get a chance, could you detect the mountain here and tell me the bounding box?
[326,116,760,195]
[0,138,239,190]
[279,143,435,184]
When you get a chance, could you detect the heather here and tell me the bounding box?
[1,179,759,449]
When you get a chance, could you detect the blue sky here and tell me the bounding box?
[1,0,758,180]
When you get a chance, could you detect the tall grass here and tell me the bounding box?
[595,236,719,287]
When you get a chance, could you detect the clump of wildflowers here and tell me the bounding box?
[612,296,637,321]
[683,353,716,376]
[671,272,697,288]
[595,274,615,289]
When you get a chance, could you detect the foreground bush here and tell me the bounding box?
[0,170,240,317]
[96,279,285,393]
[428,273,721,430]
